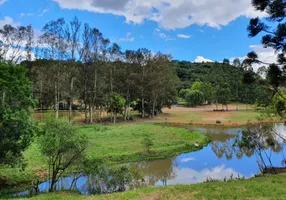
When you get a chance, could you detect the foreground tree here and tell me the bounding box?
[246,0,286,100]
[0,61,36,165]
[39,117,88,192]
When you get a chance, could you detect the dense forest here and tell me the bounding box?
[174,60,272,108]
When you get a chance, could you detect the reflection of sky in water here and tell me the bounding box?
[154,124,286,187]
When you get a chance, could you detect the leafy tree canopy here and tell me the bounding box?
[0,61,36,165]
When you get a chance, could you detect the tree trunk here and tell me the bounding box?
[141,97,145,118]
[40,80,43,111]
[91,66,97,123]
[50,164,57,192]
[152,100,156,118]
[129,104,131,119]
[113,113,116,123]
[84,80,89,123]
[123,105,127,121]
[55,84,59,119]
[99,106,102,122]
[89,103,93,124]
[69,78,74,121]
[84,104,88,123]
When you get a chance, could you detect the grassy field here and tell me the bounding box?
[153,105,262,126]
[33,104,264,126]
[79,123,210,163]
[10,173,286,200]
[0,123,209,189]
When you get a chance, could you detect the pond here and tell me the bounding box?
[14,124,286,197]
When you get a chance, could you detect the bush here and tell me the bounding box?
[39,117,88,192]
[185,90,204,107]
[141,137,154,152]
[216,120,221,124]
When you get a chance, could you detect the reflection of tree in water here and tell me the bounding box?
[206,127,253,160]
[130,157,177,188]
[209,124,285,168]
[235,123,284,170]
[211,140,254,160]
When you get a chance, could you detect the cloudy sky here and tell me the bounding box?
[0,0,278,66]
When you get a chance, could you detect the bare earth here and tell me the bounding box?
[151,104,280,127]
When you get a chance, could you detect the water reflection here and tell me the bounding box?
[132,124,286,187]
[131,158,177,187]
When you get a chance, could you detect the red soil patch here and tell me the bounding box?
[163,104,253,112]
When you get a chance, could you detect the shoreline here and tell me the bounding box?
[161,119,283,127]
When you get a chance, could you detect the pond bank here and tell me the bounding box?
[162,119,283,127]
[11,173,286,200]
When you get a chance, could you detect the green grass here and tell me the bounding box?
[78,123,210,163]
[0,123,209,189]
[10,173,286,200]
[157,111,204,122]
[227,110,261,122]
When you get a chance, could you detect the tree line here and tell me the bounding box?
[175,59,273,109]
[0,17,179,123]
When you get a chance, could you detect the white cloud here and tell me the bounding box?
[1,46,36,64]
[20,13,34,17]
[53,0,267,29]
[177,34,192,39]
[229,45,278,71]
[250,45,278,72]
[118,32,135,42]
[155,165,245,186]
[194,56,212,63]
[229,56,246,65]
[0,0,7,6]
[181,157,196,163]
[155,28,175,41]
[38,8,49,16]
[0,16,15,28]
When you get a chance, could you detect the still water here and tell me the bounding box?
[135,124,286,187]
[15,124,286,196]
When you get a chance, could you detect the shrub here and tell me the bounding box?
[141,137,154,152]
[185,90,204,107]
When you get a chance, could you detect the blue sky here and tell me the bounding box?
[0,0,277,66]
